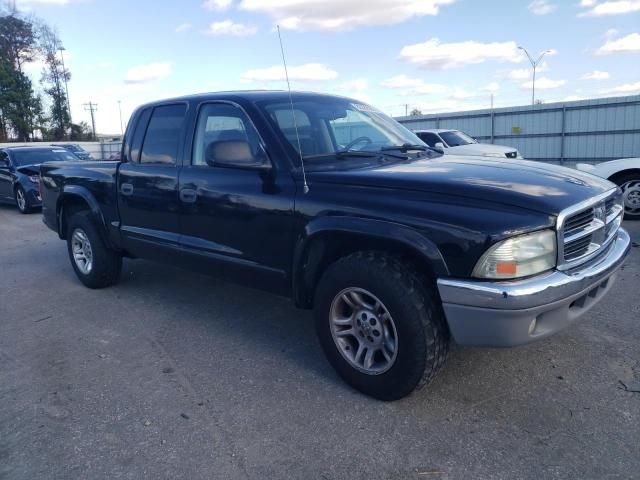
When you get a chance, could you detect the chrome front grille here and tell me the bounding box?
[557,189,623,270]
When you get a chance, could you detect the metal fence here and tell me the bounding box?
[0,141,122,160]
[395,94,640,165]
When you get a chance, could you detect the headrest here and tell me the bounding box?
[205,140,254,166]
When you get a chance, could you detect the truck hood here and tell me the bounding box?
[309,156,615,216]
[446,143,518,157]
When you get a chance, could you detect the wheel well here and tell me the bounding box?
[609,169,640,183]
[59,195,92,239]
[295,231,441,309]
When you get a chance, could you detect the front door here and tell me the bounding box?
[117,103,187,261]
[178,102,295,295]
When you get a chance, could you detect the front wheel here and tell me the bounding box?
[314,252,449,401]
[15,186,32,214]
[612,172,640,220]
[66,211,122,289]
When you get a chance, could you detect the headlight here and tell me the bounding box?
[473,230,557,279]
[28,175,39,183]
[483,153,505,158]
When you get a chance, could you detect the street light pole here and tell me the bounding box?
[58,46,72,125]
[117,100,124,136]
[518,46,551,105]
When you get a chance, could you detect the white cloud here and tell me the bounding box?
[449,88,475,99]
[336,79,370,102]
[579,0,640,16]
[596,32,640,55]
[204,20,257,36]
[520,77,566,90]
[400,38,522,69]
[528,0,557,15]
[203,0,233,10]
[483,82,501,93]
[175,23,192,33]
[15,0,74,5]
[380,74,447,95]
[238,0,455,31]
[581,70,610,80]
[604,28,619,37]
[240,63,338,83]
[603,81,640,94]
[508,68,531,80]
[125,62,172,84]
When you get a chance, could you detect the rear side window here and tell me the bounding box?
[140,104,187,165]
[128,108,152,163]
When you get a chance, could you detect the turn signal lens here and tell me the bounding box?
[473,230,557,280]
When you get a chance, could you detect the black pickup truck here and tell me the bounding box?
[41,91,630,400]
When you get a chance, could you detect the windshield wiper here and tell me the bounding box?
[380,143,429,153]
[304,150,381,161]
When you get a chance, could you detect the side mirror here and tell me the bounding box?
[434,142,446,153]
[206,140,271,170]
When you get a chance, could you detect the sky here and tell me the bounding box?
[12,0,640,134]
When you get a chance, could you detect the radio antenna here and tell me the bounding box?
[277,25,309,194]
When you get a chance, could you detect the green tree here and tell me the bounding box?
[0,12,40,141]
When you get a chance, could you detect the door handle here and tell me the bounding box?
[120,183,134,196]
[180,188,197,203]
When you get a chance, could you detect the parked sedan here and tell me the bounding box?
[0,146,78,214]
[51,143,94,160]
[414,129,523,159]
[577,158,640,220]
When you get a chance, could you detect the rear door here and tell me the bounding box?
[117,103,187,261]
[0,150,12,200]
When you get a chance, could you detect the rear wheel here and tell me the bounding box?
[612,172,640,220]
[15,186,32,214]
[66,211,122,288]
[314,251,449,401]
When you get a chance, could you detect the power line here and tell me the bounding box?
[83,102,98,139]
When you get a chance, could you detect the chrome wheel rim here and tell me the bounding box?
[71,229,93,274]
[16,189,26,211]
[620,180,640,216]
[329,287,398,375]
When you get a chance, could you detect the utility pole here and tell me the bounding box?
[405,104,408,116]
[518,46,551,106]
[58,46,72,125]
[83,102,98,139]
[117,100,124,136]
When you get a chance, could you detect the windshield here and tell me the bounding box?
[11,149,77,166]
[258,97,426,165]
[439,130,476,147]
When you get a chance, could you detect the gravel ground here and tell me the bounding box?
[1,204,639,480]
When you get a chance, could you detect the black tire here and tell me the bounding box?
[314,251,449,401]
[610,171,640,220]
[66,211,122,289]
[14,185,32,214]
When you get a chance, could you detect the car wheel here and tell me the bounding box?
[611,172,640,220]
[66,211,122,289]
[14,186,32,214]
[314,251,450,401]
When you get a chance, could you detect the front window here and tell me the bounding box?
[439,130,476,147]
[10,149,76,166]
[258,97,426,166]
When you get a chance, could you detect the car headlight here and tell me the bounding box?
[473,230,557,279]
[482,153,506,158]
[28,175,39,183]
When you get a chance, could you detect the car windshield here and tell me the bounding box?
[439,130,476,147]
[258,97,427,166]
[11,149,76,166]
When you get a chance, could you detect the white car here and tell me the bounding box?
[413,129,523,159]
[577,158,640,220]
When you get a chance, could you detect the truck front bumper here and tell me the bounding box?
[437,228,631,347]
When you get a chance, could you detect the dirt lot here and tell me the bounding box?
[1,204,639,480]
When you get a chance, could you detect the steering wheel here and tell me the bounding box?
[343,136,372,151]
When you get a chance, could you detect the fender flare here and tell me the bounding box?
[292,216,449,307]
[56,185,110,244]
